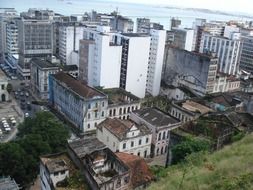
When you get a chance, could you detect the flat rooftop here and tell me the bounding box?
[0,177,19,190]
[101,88,139,105]
[68,137,106,159]
[40,154,69,174]
[133,107,180,127]
[31,58,59,69]
[53,72,106,100]
[121,33,149,37]
[182,100,212,114]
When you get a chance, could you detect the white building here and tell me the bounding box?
[200,32,241,75]
[30,58,59,100]
[0,8,18,64]
[146,29,166,96]
[101,88,141,120]
[0,69,9,102]
[171,28,195,51]
[81,26,122,88]
[239,35,253,73]
[212,73,240,93]
[49,72,108,132]
[59,25,85,65]
[130,108,181,157]
[97,118,152,158]
[40,153,71,190]
[116,33,150,98]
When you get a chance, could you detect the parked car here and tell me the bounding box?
[11,76,17,80]
[25,113,29,118]
[25,92,29,97]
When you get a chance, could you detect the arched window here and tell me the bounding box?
[156,148,159,156]
[161,147,164,154]
[119,108,122,115]
[87,123,90,129]
[158,133,161,141]
[163,131,166,140]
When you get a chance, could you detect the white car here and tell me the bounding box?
[5,127,11,132]
[25,113,30,118]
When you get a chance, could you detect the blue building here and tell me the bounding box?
[49,72,108,132]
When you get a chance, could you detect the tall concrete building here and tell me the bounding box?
[170,28,195,51]
[200,32,241,75]
[115,33,150,98]
[136,18,164,33]
[0,8,18,64]
[17,19,53,79]
[163,46,218,96]
[146,29,166,96]
[111,14,134,33]
[239,35,253,73]
[59,24,85,65]
[80,26,122,88]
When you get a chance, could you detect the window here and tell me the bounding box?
[60,171,65,175]
[88,104,91,109]
[146,137,149,143]
[95,111,98,118]
[139,139,142,145]
[109,109,112,116]
[144,150,147,158]
[102,101,104,107]
[119,108,122,114]
[54,172,58,176]
[137,152,140,156]
[1,85,4,90]
[95,122,97,127]
[132,132,134,136]
[113,109,116,116]
[131,141,134,147]
[127,107,130,113]
[87,123,90,129]
[123,108,126,114]
[158,133,161,141]
[88,113,90,119]
[123,143,126,149]
[102,111,104,117]
[163,131,166,140]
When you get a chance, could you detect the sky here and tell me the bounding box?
[113,0,253,14]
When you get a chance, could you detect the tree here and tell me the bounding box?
[0,111,69,188]
[6,83,13,93]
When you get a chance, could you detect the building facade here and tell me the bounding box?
[171,28,195,51]
[163,46,218,96]
[200,32,241,75]
[101,88,141,120]
[130,108,181,157]
[49,72,108,132]
[30,58,59,100]
[239,35,253,73]
[97,118,152,158]
[81,26,122,88]
[59,25,85,65]
[0,70,10,102]
[17,19,53,79]
[146,29,166,96]
[116,33,150,98]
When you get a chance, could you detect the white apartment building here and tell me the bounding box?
[97,118,152,158]
[6,20,18,55]
[130,108,181,157]
[200,32,241,75]
[40,153,71,190]
[49,72,108,132]
[171,28,195,51]
[0,8,18,64]
[146,29,166,96]
[81,26,122,88]
[115,33,150,98]
[59,25,85,65]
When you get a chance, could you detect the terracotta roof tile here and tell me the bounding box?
[116,152,154,188]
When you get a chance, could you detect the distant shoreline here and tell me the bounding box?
[161,6,253,19]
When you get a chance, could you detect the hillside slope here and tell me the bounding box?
[148,133,253,190]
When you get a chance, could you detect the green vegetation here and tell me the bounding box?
[0,112,69,188]
[148,133,253,190]
[142,96,171,112]
[171,137,211,164]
